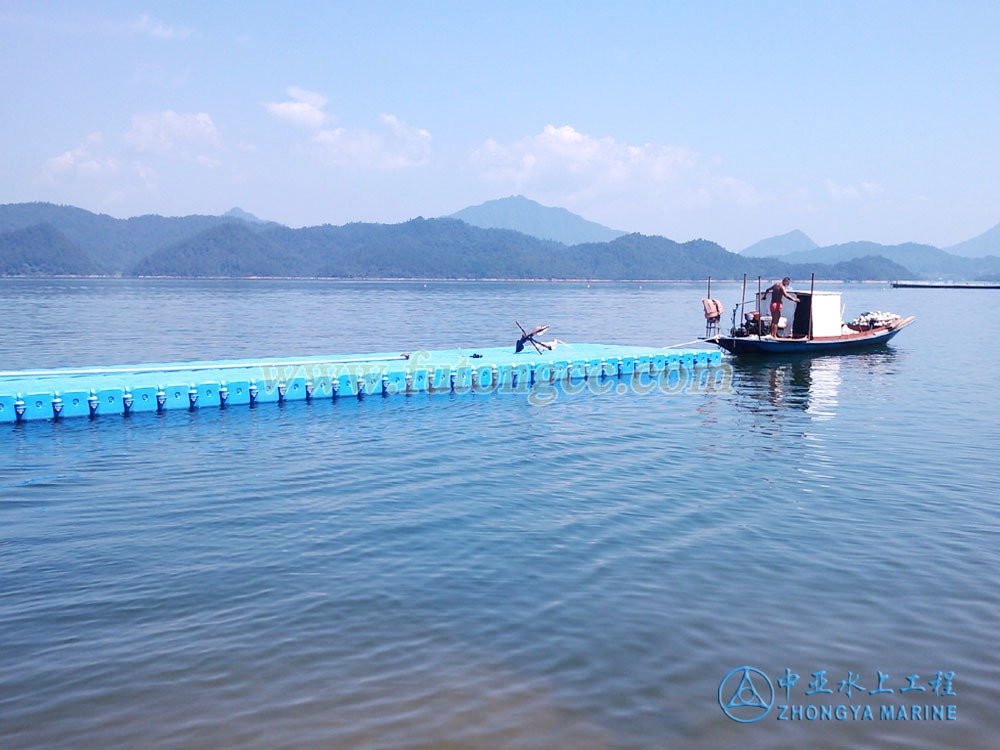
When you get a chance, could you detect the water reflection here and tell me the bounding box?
[805,357,841,421]
[731,349,900,418]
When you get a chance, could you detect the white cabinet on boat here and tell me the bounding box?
[809,292,843,337]
[788,290,843,338]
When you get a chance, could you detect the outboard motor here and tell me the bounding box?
[742,311,764,336]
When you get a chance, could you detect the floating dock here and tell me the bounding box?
[891,281,1000,289]
[0,343,722,423]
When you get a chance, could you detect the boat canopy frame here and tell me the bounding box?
[730,274,842,341]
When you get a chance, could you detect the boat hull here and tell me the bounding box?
[710,318,914,355]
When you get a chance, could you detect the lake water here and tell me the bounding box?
[1,279,998,749]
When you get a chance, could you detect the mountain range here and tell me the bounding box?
[0,202,251,273]
[740,228,1000,280]
[944,222,1000,258]
[1,199,997,281]
[127,220,909,281]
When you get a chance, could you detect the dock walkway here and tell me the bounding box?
[1,343,722,423]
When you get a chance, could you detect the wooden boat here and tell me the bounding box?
[705,275,914,356]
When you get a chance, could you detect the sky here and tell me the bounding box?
[1,1,998,251]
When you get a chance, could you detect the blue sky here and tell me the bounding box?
[2,1,998,250]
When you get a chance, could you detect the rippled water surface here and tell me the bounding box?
[2,279,998,749]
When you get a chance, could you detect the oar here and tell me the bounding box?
[515,320,545,354]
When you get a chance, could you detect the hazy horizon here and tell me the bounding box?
[2,2,998,251]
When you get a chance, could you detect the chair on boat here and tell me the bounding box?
[703,298,724,337]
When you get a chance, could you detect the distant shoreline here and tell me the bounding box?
[0,274,892,284]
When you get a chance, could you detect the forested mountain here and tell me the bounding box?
[0,202,257,273]
[737,225,1000,280]
[5,201,1000,280]
[0,223,102,275]
[133,219,569,277]
[129,218,913,281]
[775,241,1000,279]
[0,201,932,281]
[822,255,913,281]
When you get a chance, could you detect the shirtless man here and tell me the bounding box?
[762,277,800,337]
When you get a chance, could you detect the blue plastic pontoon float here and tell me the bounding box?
[0,343,722,423]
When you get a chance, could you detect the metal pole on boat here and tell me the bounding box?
[707,276,711,298]
[757,276,762,340]
[808,272,815,340]
[740,273,747,330]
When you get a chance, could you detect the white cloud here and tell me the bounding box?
[124,110,220,159]
[40,111,224,206]
[311,115,431,169]
[132,161,157,190]
[265,87,432,170]
[37,111,237,210]
[711,176,763,206]
[42,133,120,182]
[287,86,327,110]
[132,14,192,40]
[263,87,332,129]
[824,179,882,201]
[473,125,699,190]
[471,125,763,221]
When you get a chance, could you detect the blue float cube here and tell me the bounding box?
[96,388,125,416]
[20,393,54,421]
[0,394,16,423]
[195,382,222,408]
[160,384,191,410]
[128,386,160,413]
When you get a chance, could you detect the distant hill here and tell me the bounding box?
[0,223,102,276]
[131,222,300,277]
[3,200,998,280]
[775,240,1000,279]
[0,201,949,281]
[826,255,913,281]
[742,229,818,257]
[781,241,947,271]
[0,202,260,273]
[223,207,277,225]
[946,222,1000,258]
[134,219,572,278]
[447,195,627,245]
[129,218,911,281]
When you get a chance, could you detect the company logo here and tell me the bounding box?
[719,666,774,723]
[720,666,958,724]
